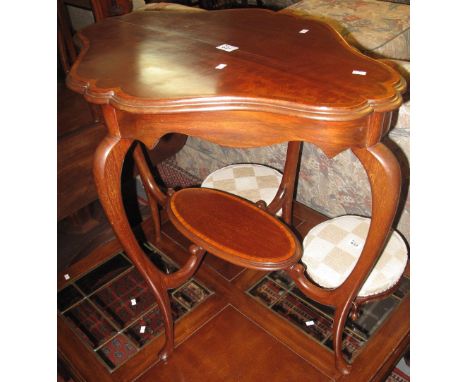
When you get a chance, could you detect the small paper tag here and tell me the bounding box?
[140,325,146,334]
[305,320,315,326]
[352,70,367,76]
[64,274,70,280]
[299,29,309,34]
[130,298,137,306]
[215,63,227,70]
[349,238,363,249]
[216,44,239,52]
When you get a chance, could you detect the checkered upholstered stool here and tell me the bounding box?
[201,164,283,214]
[301,215,408,304]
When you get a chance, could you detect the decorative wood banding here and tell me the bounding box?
[167,188,301,270]
[67,9,405,119]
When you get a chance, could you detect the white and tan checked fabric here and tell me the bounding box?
[201,164,282,206]
[302,215,408,297]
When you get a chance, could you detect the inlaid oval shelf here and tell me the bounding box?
[167,188,301,270]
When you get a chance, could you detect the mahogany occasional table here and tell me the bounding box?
[67,8,406,376]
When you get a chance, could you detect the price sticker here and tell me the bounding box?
[216,44,239,52]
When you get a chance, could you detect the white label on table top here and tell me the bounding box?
[64,274,70,280]
[305,320,315,326]
[352,70,367,76]
[216,44,239,52]
[130,298,137,306]
[299,29,309,34]
[215,63,227,70]
[140,326,146,334]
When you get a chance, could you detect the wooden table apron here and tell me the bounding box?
[67,9,405,375]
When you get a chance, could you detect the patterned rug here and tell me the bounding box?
[386,367,410,382]
[156,157,201,189]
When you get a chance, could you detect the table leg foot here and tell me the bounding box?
[332,304,353,375]
[158,348,171,362]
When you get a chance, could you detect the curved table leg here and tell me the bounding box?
[93,134,206,361]
[281,141,302,225]
[133,143,167,244]
[330,143,401,374]
[286,143,401,375]
[267,141,302,224]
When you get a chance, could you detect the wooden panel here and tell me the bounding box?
[137,305,329,382]
[57,121,107,220]
[58,318,113,382]
[58,83,96,137]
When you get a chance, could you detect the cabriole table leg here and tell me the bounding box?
[93,135,175,359]
[93,107,206,360]
[332,143,402,374]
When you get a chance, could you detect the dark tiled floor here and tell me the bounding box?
[247,270,410,362]
[58,243,213,372]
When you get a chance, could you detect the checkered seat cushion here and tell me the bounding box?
[301,215,408,297]
[201,164,282,209]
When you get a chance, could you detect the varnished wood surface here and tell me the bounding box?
[58,202,409,382]
[58,83,97,137]
[137,305,329,382]
[68,9,405,118]
[167,188,301,270]
[57,83,106,221]
[58,121,107,221]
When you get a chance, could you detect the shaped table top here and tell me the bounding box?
[67,9,405,120]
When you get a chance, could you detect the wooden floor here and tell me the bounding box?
[58,202,409,382]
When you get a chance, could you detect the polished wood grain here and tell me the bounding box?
[264,141,302,224]
[66,8,407,376]
[167,188,301,270]
[57,119,107,221]
[68,10,404,117]
[138,305,329,382]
